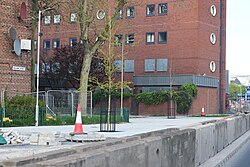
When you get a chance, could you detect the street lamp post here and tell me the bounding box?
[120,39,124,117]
[35,8,51,126]
[35,10,42,127]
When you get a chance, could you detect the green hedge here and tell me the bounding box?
[135,83,198,114]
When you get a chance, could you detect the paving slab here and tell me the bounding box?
[0,116,223,162]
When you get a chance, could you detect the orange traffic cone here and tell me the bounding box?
[73,104,84,134]
[201,107,205,117]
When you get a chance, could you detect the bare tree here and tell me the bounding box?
[58,0,126,114]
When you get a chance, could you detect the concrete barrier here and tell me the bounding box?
[1,114,250,167]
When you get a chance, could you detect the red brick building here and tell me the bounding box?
[38,0,226,115]
[0,1,32,93]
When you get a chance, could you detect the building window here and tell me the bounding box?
[114,34,123,46]
[146,4,155,16]
[34,40,37,50]
[127,6,135,18]
[52,39,60,49]
[145,59,155,72]
[114,60,122,72]
[69,38,77,47]
[70,12,77,22]
[126,34,134,45]
[146,32,155,44]
[53,14,61,24]
[44,15,51,25]
[158,32,167,44]
[117,8,123,19]
[43,40,50,49]
[42,63,50,74]
[159,3,168,15]
[157,59,168,71]
[125,60,134,72]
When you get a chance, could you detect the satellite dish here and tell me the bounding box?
[14,39,21,56]
[8,27,17,40]
[20,2,27,20]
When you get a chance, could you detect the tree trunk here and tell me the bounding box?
[31,0,38,92]
[79,51,93,115]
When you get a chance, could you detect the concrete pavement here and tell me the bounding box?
[0,116,224,162]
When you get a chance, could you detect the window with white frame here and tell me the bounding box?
[127,6,135,17]
[70,12,77,22]
[44,15,51,25]
[52,39,60,49]
[124,60,134,72]
[159,3,168,15]
[146,32,155,44]
[158,32,167,44]
[146,4,155,16]
[126,34,134,44]
[54,14,61,24]
[145,59,155,72]
[157,59,168,71]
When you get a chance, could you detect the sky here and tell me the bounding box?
[227,0,250,76]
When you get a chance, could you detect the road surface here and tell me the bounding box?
[225,138,250,167]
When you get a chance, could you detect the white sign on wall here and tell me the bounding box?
[12,66,26,71]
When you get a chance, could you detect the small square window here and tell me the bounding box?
[159,3,168,15]
[54,14,61,24]
[70,13,77,22]
[126,34,134,45]
[44,15,51,25]
[146,4,155,16]
[117,8,123,19]
[145,59,155,72]
[158,32,167,44]
[127,6,135,18]
[157,59,168,71]
[114,60,122,72]
[52,39,60,49]
[69,38,77,47]
[125,60,134,72]
[146,32,155,44]
[114,34,123,46]
[43,40,50,49]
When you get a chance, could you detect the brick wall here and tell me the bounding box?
[38,0,226,114]
[0,1,32,92]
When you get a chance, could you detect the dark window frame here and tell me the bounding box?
[52,39,60,49]
[43,39,50,50]
[146,32,155,44]
[158,3,168,15]
[126,34,135,45]
[69,37,77,47]
[158,32,168,44]
[146,4,156,16]
[126,6,135,18]
[117,8,124,19]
